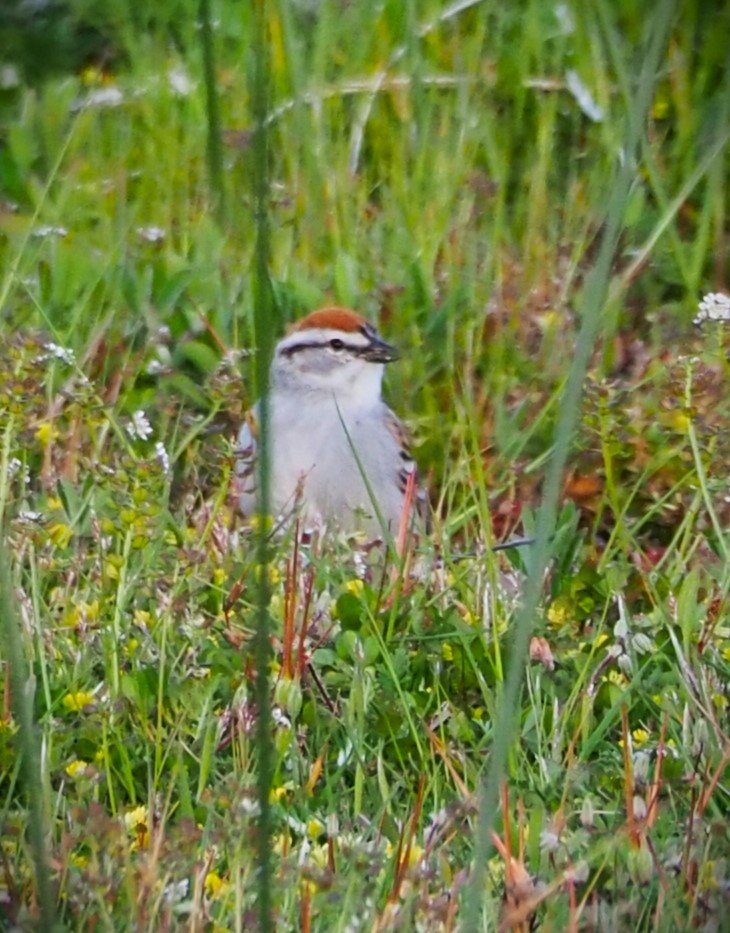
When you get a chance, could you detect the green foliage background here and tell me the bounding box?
[0,0,729,929]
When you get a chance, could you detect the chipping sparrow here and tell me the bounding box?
[237,307,428,537]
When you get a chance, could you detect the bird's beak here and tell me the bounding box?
[361,335,400,364]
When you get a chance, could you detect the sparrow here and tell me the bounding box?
[237,307,428,537]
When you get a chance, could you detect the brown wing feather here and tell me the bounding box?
[384,408,431,531]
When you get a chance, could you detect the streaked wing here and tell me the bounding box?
[236,405,259,511]
[383,407,432,530]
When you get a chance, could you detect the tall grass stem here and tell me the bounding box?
[199,0,225,225]
[0,540,58,930]
[250,1,276,929]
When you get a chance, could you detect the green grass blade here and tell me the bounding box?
[462,0,679,926]
[250,1,276,929]
[0,539,58,930]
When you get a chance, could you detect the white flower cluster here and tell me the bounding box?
[32,225,68,239]
[694,292,730,325]
[137,226,166,243]
[126,410,153,441]
[73,87,124,111]
[35,342,76,366]
[154,441,170,476]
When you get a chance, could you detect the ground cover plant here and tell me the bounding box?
[1,0,729,929]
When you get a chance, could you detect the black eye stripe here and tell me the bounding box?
[280,339,364,358]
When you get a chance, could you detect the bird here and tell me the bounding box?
[236,307,428,538]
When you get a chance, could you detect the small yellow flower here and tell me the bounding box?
[63,601,101,628]
[402,843,423,868]
[65,759,91,779]
[47,496,63,511]
[134,609,153,627]
[48,523,74,548]
[669,411,690,433]
[204,870,229,898]
[80,65,104,85]
[722,647,730,662]
[606,670,628,687]
[441,642,454,662]
[307,818,325,840]
[62,606,81,628]
[272,833,291,857]
[270,786,288,803]
[344,579,364,597]
[124,637,139,657]
[651,96,669,119]
[69,852,89,870]
[472,707,484,721]
[124,805,147,832]
[62,691,95,712]
[124,805,149,848]
[85,600,100,622]
[104,560,120,581]
[35,422,59,446]
[212,567,227,586]
[307,843,329,868]
[547,601,571,628]
[632,729,649,746]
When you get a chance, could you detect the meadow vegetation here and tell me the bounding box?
[0,0,729,929]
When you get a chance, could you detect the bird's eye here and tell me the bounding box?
[329,338,345,351]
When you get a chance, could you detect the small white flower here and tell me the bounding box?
[32,225,68,239]
[154,442,171,476]
[694,292,730,325]
[617,651,633,675]
[565,70,604,123]
[146,359,167,375]
[45,342,76,366]
[7,458,30,485]
[539,829,560,853]
[74,87,124,110]
[137,226,166,243]
[168,67,194,96]
[126,410,153,441]
[17,510,43,523]
[272,707,291,729]
[239,797,260,816]
[162,878,189,904]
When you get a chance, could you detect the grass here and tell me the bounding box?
[1,0,729,929]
